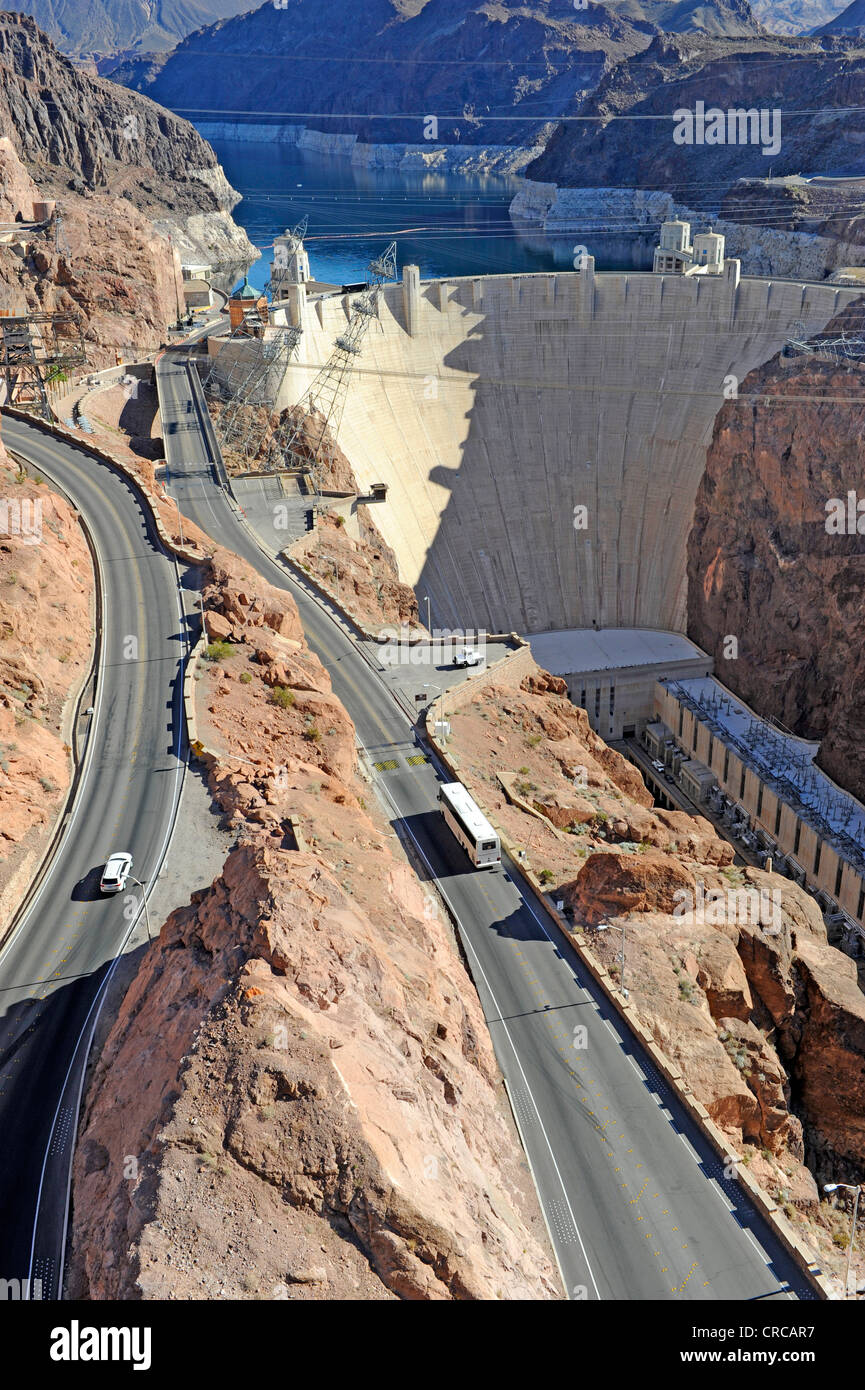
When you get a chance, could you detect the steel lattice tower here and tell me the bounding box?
[266,216,309,301]
[0,309,86,418]
[268,241,398,489]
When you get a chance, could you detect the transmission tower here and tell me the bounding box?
[0,309,86,418]
[266,241,398,489]
[199,308,303,470]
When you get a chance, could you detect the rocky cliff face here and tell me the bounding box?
[67,544,558,1300]
[528,31,865,189]
[686,301,865,806]
[0,136,182,366]
[294,511,421,632]
[445,662,865,1282]
[118,0,759,150]
[0,12,253,267]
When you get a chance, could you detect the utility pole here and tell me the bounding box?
[129,875,152,942]
[168,234,182,329]
[824,1183,862,1297]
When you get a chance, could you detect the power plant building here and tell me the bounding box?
[654,676,865,937]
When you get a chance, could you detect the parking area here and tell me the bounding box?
[362,636,516,719]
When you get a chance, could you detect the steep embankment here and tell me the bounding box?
[293,511,421,632]
[443,659,865,1286]
[0,438,93,935]
[116,0,759,152]
[67,545,558,1300]
[528,30,865,189]
[687,302,865,806]
[10,0,257,58]
[0,12,253,267]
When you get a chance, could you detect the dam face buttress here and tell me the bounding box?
[276,262,862,635]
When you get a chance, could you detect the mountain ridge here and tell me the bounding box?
[111,0,765,148]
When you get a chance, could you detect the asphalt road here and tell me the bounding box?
[0,413,191,1299]
[157,349,817,1302]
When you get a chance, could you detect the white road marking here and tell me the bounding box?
[369,762,602,1302]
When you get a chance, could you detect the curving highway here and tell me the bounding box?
[157,348,818,1302]
[0,413,191,1299]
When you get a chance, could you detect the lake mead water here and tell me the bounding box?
[207,137,654,291]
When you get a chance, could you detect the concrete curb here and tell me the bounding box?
[425,708,835,1301]
[2,406,207,569]
[183,633,208,756]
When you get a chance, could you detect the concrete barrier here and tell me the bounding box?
[1,406,207,568]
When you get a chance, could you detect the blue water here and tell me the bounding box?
[207,137,653,292]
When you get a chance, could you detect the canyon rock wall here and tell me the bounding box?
[0,449,93,935]
[686,303,865,805]
[0,12,253,268]
[528,32,865,189]
[120,0,659,150]
[0,136,186,366]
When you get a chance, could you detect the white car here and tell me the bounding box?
[100,852,133,894]
[651,759,665,774]
[454,647,484,669]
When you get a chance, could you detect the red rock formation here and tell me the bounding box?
[0,453,93,930]
[293,510,420,631]
[562,849,696,924]
[68,545,558,1300]
[687,302,865,802]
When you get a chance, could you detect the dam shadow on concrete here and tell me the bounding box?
[335,267,865,640]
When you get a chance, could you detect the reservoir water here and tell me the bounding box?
[206,137,654,290]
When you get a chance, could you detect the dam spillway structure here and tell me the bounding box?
[275,254,863,638]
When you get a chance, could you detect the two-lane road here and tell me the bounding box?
[0,413,191,1298]
[158,349,816,1301]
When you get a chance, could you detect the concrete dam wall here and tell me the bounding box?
[277,264,861,635]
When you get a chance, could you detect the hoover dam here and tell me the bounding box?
[270,256,861,635]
